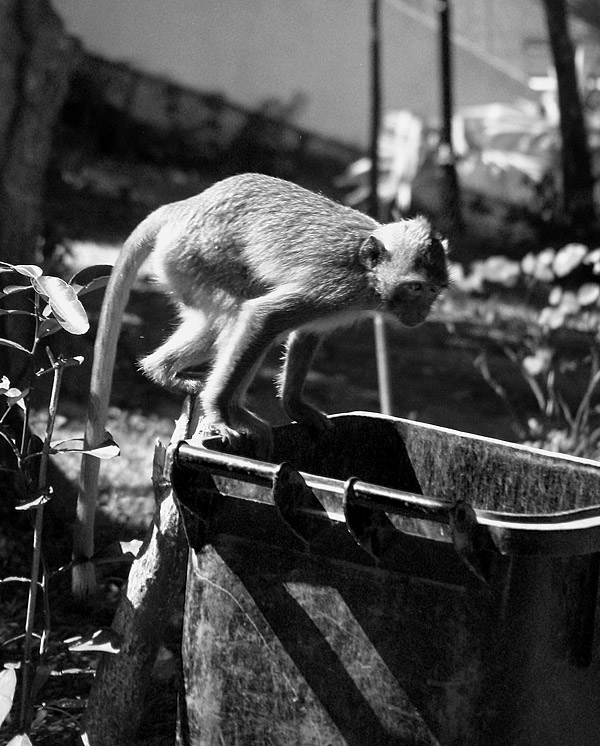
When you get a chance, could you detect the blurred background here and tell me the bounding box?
[2,0,600,484]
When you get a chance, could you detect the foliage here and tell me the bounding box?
[0,262,119,742]
[455,242,600,457]
[337,102,599,241]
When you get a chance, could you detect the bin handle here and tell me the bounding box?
[174,441,600,558]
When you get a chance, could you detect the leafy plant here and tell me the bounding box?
[457,242,600,457]
[0,262,118,743]
[336,102,565,220]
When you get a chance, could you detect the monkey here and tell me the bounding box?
[72,172,449,595]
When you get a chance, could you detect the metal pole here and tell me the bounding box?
[369,0,393,415]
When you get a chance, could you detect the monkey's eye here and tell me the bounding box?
[406,282,423,293]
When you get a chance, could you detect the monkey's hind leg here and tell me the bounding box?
[278,330,332,439]
[139,307,216,393]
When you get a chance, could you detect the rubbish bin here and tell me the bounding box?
[172,412,600,746]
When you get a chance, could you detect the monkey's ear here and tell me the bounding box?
[359,235,386,270]
[439,237,450,256]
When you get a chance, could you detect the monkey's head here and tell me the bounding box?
[359,217,449,327]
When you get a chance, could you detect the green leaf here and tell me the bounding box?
[521,248,555,283]
[95,539,143,561]
[1,384,24,399]
[37,318,63,339]
[0,426,20,462]
[0,285,31,296]
[13,264,43,279]
[577,283,600,307]
[65,628,122,655]
[558,290,580,315]
[0,338,30,354]
[0,309,35,318]
[480,256,520,288]
[15,487,52,511]
[33,276,89,335]
[76,274,110,298]
[7,733,34,746]
[539,306,568,330]
[52,306,89,335]
[1,386,27,412]
[49,436,83,449]
[522,349,553,377]
[50,436,120,459]
[552,243,588,278]
[85,440,120,459]
[0,666,17,728]
[60,354,84,368]
[548,286,563,306]
[31,664,52,702]
[119,539,143,556]
[69,264,112,296]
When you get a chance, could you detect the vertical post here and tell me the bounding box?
[542,0,595,235]
[373,315,392,415]
[437,0,462,236]
[439,0,452,155]
[369,0,393,415]
[369,0,381,222]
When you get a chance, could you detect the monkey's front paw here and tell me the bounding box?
[193,418,273,460]
[284,400,333,441]
[192,418,242,448]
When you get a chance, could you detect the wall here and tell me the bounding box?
[53,0,540,147]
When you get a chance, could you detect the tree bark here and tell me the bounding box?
[0,0,79,266]
[542,0,597,237]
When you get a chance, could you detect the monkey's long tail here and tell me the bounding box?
[72,214,162,597]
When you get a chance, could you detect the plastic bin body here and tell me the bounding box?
[174,414,600,746]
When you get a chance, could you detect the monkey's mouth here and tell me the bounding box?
[398,313,428,328]
[384,303,430,328]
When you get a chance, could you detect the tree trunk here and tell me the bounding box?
[0,0,79,266]
[0,0,79,388]
[542,0,597,237]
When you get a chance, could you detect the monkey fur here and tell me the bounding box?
[73,172,448,595]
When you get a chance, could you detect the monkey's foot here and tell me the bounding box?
[283,400,333,441]
[192,417,273,460]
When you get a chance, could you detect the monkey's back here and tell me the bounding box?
[153,173,380,309]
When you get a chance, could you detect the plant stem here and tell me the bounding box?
[573,347,600,443]
[19,351,63,733]
[475,351,527,439]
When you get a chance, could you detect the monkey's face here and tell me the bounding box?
[359,218,449,327]
[385,281,443,326]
